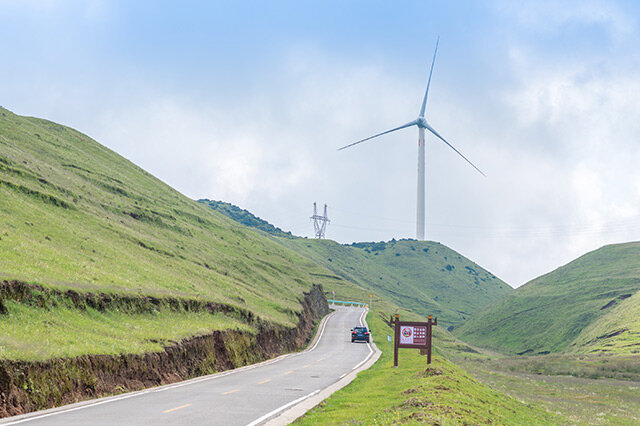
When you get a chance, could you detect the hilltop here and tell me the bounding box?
[454,242,640,355]
[198,199,294,239]
[199,200,511,328]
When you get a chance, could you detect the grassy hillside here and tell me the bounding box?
[0,299,249,361]
[455,242,640,355]
[198,200,511,328]
[280,239,510,328]
[567,288,640,355]
[0,106,348,330]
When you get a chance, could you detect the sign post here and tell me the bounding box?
[391,314,437,367]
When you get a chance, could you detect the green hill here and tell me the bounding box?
[198,199,293,238]
[279,239,510,328]
[198,201,512,328]
[567,288,640,355]
[0,106,345,331]
[454,242,640,355]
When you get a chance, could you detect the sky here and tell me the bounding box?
[2,0,640,287]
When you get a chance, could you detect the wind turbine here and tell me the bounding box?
[338,39,485,241]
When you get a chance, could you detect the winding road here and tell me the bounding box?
[1,306,377,426]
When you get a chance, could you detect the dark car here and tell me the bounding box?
[351,326,370,343]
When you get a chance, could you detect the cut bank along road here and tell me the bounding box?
[2,306,375,426]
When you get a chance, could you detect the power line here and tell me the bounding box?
[329,218,640,240]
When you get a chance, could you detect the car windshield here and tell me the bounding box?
[354,327,368,332]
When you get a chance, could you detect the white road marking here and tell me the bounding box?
[352,308,374,370]
[245,389,320,426]
[1,391,153,425]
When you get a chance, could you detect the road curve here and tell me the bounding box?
[1,306,375,426]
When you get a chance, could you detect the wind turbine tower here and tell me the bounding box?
[311,202,330,239]
[338,38,484,240]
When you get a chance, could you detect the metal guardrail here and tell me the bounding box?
[327,299,367,307]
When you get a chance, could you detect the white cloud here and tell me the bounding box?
[496,0,635,40]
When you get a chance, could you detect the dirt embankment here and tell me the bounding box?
[0,281,328,418]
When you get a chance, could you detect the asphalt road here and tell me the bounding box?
[2,306,374,426]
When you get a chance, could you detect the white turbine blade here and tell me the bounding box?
[425,123,486,177]
[419,37,440,118]
[337,120,417,151]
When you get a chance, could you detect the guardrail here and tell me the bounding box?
[327,299,367,307]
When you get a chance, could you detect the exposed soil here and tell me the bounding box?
[0,280,256,322]
[600,299,617,310]
[415,367,443,378]
[0,281,328,418]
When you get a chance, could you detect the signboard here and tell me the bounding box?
[392,315,437,366]
[399,325,427,346]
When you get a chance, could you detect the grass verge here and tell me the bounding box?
[0,300,251,361]
[296,310,561,424]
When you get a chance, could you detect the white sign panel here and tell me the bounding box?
[399,326,414,345]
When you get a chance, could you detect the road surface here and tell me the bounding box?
[1,306,374,426]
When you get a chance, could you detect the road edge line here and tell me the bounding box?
[263,308,381,426]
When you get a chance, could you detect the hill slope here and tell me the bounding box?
[567,288,640,355]
[455,242,640,355]
[0,107,343,326]
[199,200,511,328]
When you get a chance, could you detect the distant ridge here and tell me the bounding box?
[201,200,511,328]
[455,242,640,355]
[198,199,293,238]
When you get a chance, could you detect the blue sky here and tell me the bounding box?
[2,0,640,287]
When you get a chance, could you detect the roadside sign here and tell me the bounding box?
[387,335,392,343]
[391,314,437,367]
[399,325,427,345]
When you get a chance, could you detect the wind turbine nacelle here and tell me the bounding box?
[416,117,429,128]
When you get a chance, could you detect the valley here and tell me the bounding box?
[1,107,639,424]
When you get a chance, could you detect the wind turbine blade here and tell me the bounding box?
[425,123,486,177]
[337,120,417,151]
[419,37,440,118]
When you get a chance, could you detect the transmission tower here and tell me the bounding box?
[310,202,330,239]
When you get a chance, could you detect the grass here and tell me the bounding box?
[568,289,640,355]
[296,310,561,425]
[451,355,640,424]
[455,242,640,355]
[0,300,251,361]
